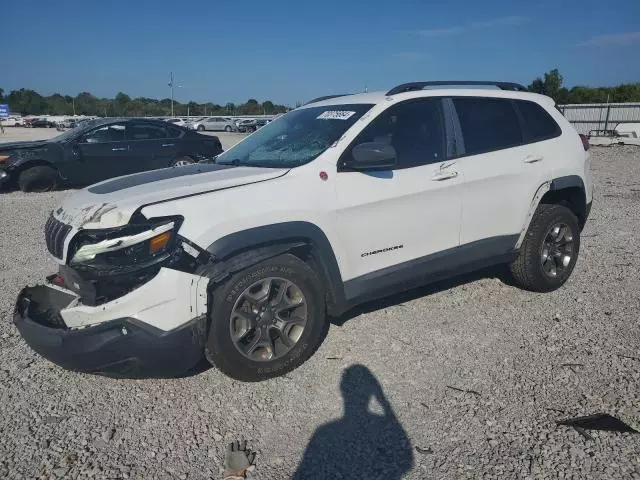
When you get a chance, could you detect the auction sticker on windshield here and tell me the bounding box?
[317,111,356,120]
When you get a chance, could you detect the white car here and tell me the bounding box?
[14,81,593,382]
[1,116,24,127]
[189,116,236,132]
[166,118,187,127]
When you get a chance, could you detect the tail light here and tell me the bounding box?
[579,134,590,151]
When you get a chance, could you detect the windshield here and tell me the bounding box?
[216,104,373,168]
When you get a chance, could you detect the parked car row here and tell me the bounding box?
[163,116,274,133]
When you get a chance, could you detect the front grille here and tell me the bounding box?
[44,214,72,259]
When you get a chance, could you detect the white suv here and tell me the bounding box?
[14,81,593,381]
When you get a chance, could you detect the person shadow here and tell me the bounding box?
[293,364,414,479]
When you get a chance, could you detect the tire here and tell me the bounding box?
[18,166,59,192]
[225,125,232,132]
[170,156,195,167]
[14,123,20,127]
[205,254,327,381]
[197,125,205,132]
[509,204,580,292]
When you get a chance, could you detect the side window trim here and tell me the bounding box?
[337,97,449,171]
[442,98,465,158]
[511,99,532,144]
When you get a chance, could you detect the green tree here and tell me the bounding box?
[528,69,563,102]
[262,100,275,114]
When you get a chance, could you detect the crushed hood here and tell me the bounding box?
[54,163,289,229]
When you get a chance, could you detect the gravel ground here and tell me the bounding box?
[1,146,639,479]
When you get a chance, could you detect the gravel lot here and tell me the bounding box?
[1,144,639,479]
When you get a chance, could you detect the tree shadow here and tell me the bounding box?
[332,265,509,326]
[293,364,414,480]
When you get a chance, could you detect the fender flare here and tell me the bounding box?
[516,175,587,248]
[204,222,347,315]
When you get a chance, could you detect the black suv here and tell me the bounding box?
[0,118,223,192]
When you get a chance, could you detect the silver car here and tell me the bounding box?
[190,117,236,132]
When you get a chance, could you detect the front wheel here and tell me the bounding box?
[205,254,327,381]
[18,166,59,192]
[224,125,232,132]
[509,204,580,292]
[197,125,205,132]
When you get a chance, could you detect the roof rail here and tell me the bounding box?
[386,81,528,96]
[304,94,352,106]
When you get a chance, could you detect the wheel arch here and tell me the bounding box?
[13,158,58,172]
[517,175,588,249]
[543,175,587,229]
[204,222,347,316]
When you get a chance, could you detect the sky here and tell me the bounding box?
[3,0,639,106]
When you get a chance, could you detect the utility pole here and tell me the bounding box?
[168,72,175,117]
[72,97,76,116]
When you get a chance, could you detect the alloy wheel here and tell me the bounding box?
[229,277,307,362]
[540,222,575,277]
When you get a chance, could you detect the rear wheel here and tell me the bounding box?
[197,125,205,132]
[509,204,580,292]
[205,254,327,381]
[18,166,59,192]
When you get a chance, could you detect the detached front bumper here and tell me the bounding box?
[13,268,209,378]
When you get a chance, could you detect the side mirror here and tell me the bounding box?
[347,142,397,170]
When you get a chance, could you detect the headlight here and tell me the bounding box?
[69,217,182,271]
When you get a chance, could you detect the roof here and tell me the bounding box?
[303,88,555,108]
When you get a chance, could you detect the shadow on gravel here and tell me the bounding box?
[332,266,508,326]
[293,364,413,480]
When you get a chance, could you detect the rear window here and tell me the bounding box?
[453,97,522,155]
[515,100,561,142]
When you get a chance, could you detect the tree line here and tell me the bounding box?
[1,70,639,117]
[0,88,290,117]
[528,69,640,104]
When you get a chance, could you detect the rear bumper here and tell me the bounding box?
[13,267,210,378]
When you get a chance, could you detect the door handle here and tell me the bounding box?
[111,146,129,152]
[162,143,175,147]
[431,171,458,181]
[523,155,543,163]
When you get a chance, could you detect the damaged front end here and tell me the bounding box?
[14,214,211,378]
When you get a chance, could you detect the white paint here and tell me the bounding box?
[61,268,208,331]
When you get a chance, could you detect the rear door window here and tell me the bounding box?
[126,123,168,140]
[515,100,561,142]
[453,97,523,155]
